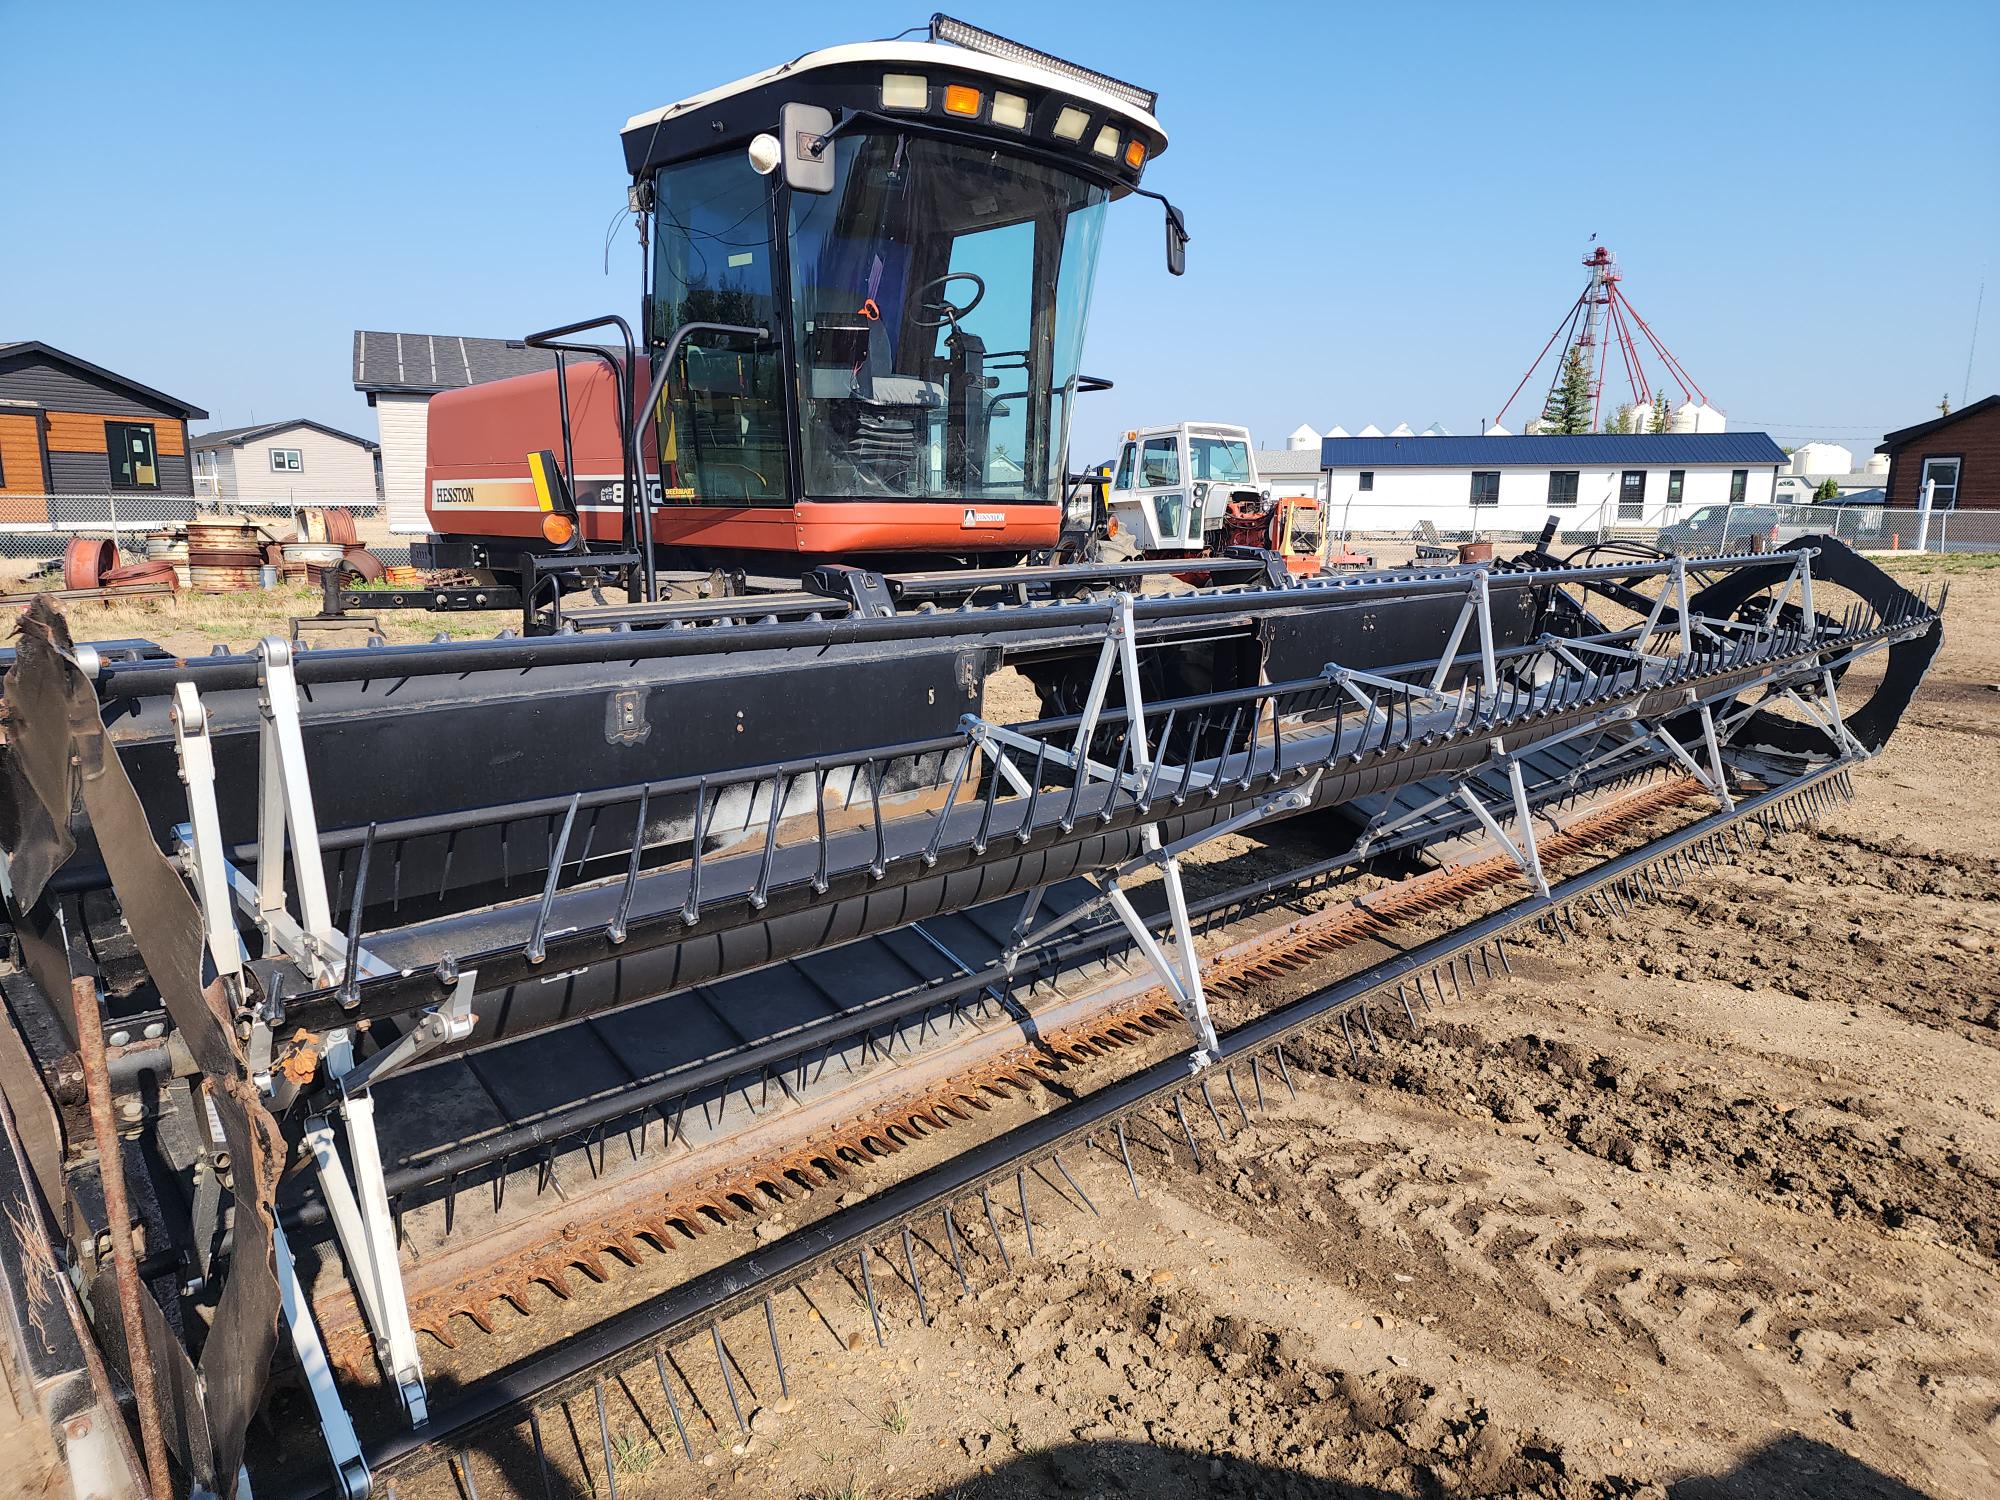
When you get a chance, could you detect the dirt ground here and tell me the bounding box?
[408,555,1992,1500]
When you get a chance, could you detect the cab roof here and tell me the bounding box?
[620,39,1166,183]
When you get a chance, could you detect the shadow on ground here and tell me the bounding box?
[902,1433,1936,1500]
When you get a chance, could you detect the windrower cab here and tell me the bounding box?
[421,16,1188,602]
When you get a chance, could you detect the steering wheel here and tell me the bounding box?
[911,271,985,329]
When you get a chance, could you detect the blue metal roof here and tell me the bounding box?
[1319,433,1787,468]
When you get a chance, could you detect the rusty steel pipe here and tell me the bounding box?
[71,975,172,1500]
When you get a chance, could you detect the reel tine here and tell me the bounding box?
[527,1408,556,1500]
[1199,1079,1232,1140]
[527,794,580,963]
[858,1247,886,1346]
[1141,708,1175,813]
[1114,1119,1143,1197]
[592,1377,619,1500]
[943,1205,973,1295]
[1173,1093,1204,1168]
[1053,1152,1099,1216]
[765,1295,790,1399]
[1017,741,1049,844]
[982,1185,1013,1269]
[656,1344,698,1461]
[924,748,972,866]
[681,778,709,924]
[1274,1045,1299,1098]
[1017,1169,1037,1257]
[711,1324,746,1433]
[868,758,889,875]
[1225,1067,1253,1128]
[902,1227,931,1324]
[338,820,376,1009]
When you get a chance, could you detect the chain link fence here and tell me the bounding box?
[1329,499,1999,556]
[1927,508,2000,553]
[0,494,392,568]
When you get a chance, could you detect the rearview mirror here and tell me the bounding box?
[781,102,835,194]
[1165,204,1189,276]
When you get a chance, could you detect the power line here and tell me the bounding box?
[1964,280,1984,410]
[1730,419,1891,434]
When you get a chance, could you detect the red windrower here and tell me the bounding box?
[1496,244,1708,430]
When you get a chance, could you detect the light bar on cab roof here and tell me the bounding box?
[929,12,1159,115]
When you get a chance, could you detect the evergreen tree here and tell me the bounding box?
[1814,476,1841,502]
[1649,392,1671,433]
[1606,402,1634,434]
[1541,347,1594,435]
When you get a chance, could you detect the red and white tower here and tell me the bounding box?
[1497,244,1712,432]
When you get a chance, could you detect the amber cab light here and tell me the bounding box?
[943,84,982,117]
[542,512,576,546]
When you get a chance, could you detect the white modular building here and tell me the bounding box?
[1251,447,1326,500]
[1320,432,1787,535]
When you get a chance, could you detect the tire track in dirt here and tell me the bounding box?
[1142,1065,2000,1500]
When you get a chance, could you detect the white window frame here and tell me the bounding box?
[1919,455,1961,510]
[271,447,304,473]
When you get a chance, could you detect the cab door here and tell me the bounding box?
[1132,433,1195,551]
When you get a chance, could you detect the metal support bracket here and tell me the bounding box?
[272,1219,371,1499]
[173,650,397,1010]
[255,637,342,982]
[1454,749,1551,898]
[300,980,473,1430]
[171,684,245,995]
[989,593,1223,1063]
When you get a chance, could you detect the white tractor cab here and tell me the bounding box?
[1105,423,1264,555]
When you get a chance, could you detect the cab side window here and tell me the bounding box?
[1140,437,1181,487]
[1113,443,1136,490]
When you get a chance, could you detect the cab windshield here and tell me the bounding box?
[789,131,1109,504]
[649,151,789,503]
[1188,437,1252,483]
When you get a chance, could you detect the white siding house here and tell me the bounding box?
[1320,433,1787,536]
[373,394,431,532]
[190,419,379,508]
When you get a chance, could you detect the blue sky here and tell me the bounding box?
[4,0,1995,462]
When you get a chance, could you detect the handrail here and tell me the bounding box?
[518,315,642,573]
[632,321,771,602]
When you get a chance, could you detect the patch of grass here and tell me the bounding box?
[1875,550,2000,575]
[610,1432,660,1476]
[11,579,506,655]
[881,1400,909,1435]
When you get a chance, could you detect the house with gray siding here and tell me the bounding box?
[0,341,207,527]
[192,419,380,510]
[353,331,573,534]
